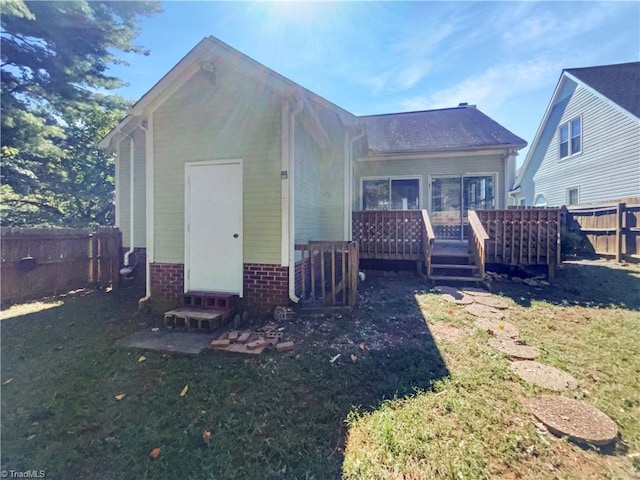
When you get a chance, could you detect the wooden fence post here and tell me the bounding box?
[88,233,98,284]
[616,202,625,262]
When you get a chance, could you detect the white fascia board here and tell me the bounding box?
[360,146,514,162]
[513,73,570,189]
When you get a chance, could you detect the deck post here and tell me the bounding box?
[616,202,625,262]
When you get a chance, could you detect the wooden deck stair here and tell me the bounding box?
[164,291,238,331]
[428,240,482,284]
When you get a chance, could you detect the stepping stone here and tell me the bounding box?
[529,395,618,446]
[433,285,474,304]
[474,296,510,309]
[466,303,504,319]
[488,338,540,360]
[474,318,519,338]
[461,287,493,297]
[433,285,462,295]
[510,361,578,391]
[440,293,474,305]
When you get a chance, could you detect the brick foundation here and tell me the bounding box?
[149,262,184,302]
[148,262,289,313]
[243,263,289,312]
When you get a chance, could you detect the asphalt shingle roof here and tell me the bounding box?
[565,61,640,118]
[360,106,527,153]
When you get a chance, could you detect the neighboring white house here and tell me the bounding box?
[511,62,640,207]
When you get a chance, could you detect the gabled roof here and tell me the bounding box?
[565,62,640,118]
[360,105,527,154]
[513,61,639,191]
[99,36,359,148]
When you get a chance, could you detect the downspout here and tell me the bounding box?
[288,96,304,303]
[122,131,136,268]
[348,128,365,238]
[138,121,152,304]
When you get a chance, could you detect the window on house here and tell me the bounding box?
[363,178,420,210]
[567,187,579,206]
[559,117,581,159]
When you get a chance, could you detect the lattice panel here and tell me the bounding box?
[477,209,560,265]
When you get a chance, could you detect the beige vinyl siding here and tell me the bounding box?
[319,108,347,240]
[153,68,282,265]
[356,153,507,210]
[531,82,640,206]
[294,122,322,243]
[116,128,146,248]
[294,106,348,243]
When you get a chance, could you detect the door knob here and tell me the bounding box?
[233,234,239,238]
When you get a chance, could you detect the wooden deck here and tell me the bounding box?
[353,209,562,282]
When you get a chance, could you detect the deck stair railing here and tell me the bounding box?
[421,209,435,280]
[467,211,489,281]
[294,241,358,308]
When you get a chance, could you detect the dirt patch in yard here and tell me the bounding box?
[268,271,439,355]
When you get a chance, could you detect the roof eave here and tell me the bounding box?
[367,142,526,157]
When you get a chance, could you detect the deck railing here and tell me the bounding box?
[352,210,423,260]
[421,209,435,279]
[475,208,561,279]
[294,241,358,307]
[467,211,489,281]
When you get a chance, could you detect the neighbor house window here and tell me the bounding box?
[534,194,547,206]
[362,178,420,210]
[567,187,579,206]
[559,117,581,159]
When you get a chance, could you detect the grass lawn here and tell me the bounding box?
[1,259,639,479]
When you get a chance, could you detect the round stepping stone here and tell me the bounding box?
[461,287,493,297]
[488,337,540,360]
[474,317,519,338]
[510,361,578,391]
[466,303,504,319]
[474,295,510,309]
[440,293,474,305]
[433,285,463,296]
[530,395,618,446]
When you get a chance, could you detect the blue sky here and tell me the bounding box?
[110,1,640,163]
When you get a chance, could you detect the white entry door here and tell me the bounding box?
[185,160,243,295]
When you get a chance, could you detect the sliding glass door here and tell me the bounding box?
[431,175,496,239]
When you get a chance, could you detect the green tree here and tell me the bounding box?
[1,0,161,226]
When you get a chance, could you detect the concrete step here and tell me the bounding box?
[164,307,227,330]
[182,291,238,311]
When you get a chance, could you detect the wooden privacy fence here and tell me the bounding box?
[475,208,561,279]
[352,210,423,261]
[563,200,640,261]
[294,241,358,308]
[1,227,122,305]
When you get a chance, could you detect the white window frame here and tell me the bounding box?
[559,116,582,160]
[428,172,499,213]
[534,194,548,206]
[566,186,580,206]
[361,175,423,210]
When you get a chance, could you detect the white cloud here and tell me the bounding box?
[400,57,564,112]
[502,2,625,50]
